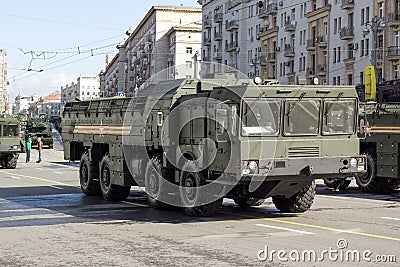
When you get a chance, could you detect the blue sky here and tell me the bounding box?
[0,0,200,101]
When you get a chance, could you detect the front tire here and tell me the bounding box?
[4,154,18,169]
[79,152,101,196]
[180,161,222,217]
[99,154,131,201]
[323,178,351,190]
[272,181,316,213]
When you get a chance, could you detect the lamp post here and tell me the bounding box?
[362,16,386,82]
[249,56,261,78]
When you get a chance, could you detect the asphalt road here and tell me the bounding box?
[0,131,399,266]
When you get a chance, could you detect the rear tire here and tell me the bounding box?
[272,181,316,213]
[79,152,101,196]
[145,156,173,209]
[323,178,351,190]
[180,161,222,217]
[99,154,131,201]
[355,152,390,193]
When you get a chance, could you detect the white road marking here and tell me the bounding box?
[382,217,400,221]
[48,185,63,190]
[0,213,74,222]
[36,168,43,171]
[121,201,149,208]
[54,172,63,174]
[10,176,22,180]
[255,223,315,235]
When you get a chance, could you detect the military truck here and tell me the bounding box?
[0,116,21,169]
[25,119,54,149]
[62,76,365,216]
[324,80,400,193]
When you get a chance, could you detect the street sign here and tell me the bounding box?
[61,100,67,106]
[117,91,125,97]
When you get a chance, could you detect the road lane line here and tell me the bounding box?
[121,201,149,208]
[48,185,64,190]
[47,162,79,169]
[10,176,22,180]
[0,170,77,187]
[54,172,63,175]
[256,223,315,235]
[382,217,400,221]
[221,212,400,242]
[0,213,74,222]
[317,195,397,205]
[261,218,400,242]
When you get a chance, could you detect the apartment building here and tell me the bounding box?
[200,0,400,85]
[0,49,8,113]
[100,6,202,97]
[61,76,100,102]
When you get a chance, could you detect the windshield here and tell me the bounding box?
[242,100,280,136]
[3,125,18,137]
[284,100,320,135]
[323,100,356,135]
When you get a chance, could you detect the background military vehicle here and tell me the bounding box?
[324,79,400,193]
[62,76,365,216]
[0,115,21,169]
[25,118,54,149]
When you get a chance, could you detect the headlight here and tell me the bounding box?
[350,158,358,168]
[249,161,258,170]
[12,146,18,150]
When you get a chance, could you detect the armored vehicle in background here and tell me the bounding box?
[62,76,365,216]
[25,119,53,149]
[0,116,21,169]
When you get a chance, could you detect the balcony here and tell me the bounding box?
[306,67,316,78]
[341,0,354,9]
[307,39,316,51]
[339,26,354,40]
[388,13,400,27]
[214,13,223,23]
[284,44,295,57]
[317,64,327,76]
[214,32,223,41]
[259,55,268,66]
[213,52,222,60]
[387,46,400,60]
[258,6,269,19]
[226,20,239,31]
[203,37,212,46]
[225,41,239,52]
[204,19,212,29]
[284,19,297,32]
[267,52,276,63]
[202,55,211,62]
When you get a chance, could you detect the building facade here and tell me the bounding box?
[37,93,61,119]
[12,94,40,115]
[61,76,100,102]
[0,49,8,113]
[100,6,202,97]
[200,0,398,85]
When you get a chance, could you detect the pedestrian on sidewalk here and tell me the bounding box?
[25,136,32,163]
[36,137,43,163]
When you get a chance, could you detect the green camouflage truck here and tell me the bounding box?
[62,76,365,216]
[0,116,21,169]
[25,120,53,149]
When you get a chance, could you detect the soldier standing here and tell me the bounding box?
[36,137,43,163]
[26,136,32,163]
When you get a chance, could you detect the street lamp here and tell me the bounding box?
[362,16,386,82]
[249,56,261,79]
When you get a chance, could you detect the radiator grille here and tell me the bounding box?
[288,147,320,158]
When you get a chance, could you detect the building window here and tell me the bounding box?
[333,48,337,63]
[186,47,193,54]
[333,77,337,85]
[186,61,193,69]
[361,40,365,57]
[337,47,341,62]
[379,2,384,19]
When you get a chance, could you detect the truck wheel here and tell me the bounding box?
[49,143,54,149]
[180,161,222,217]
[79,152,101,196]
[272,181,316,213]
[4,154,18,169]
[355,152,389,193]
[233,197,265,207]
[323,178,351,190]
[145,156,172,209]
[99,154,131,201]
